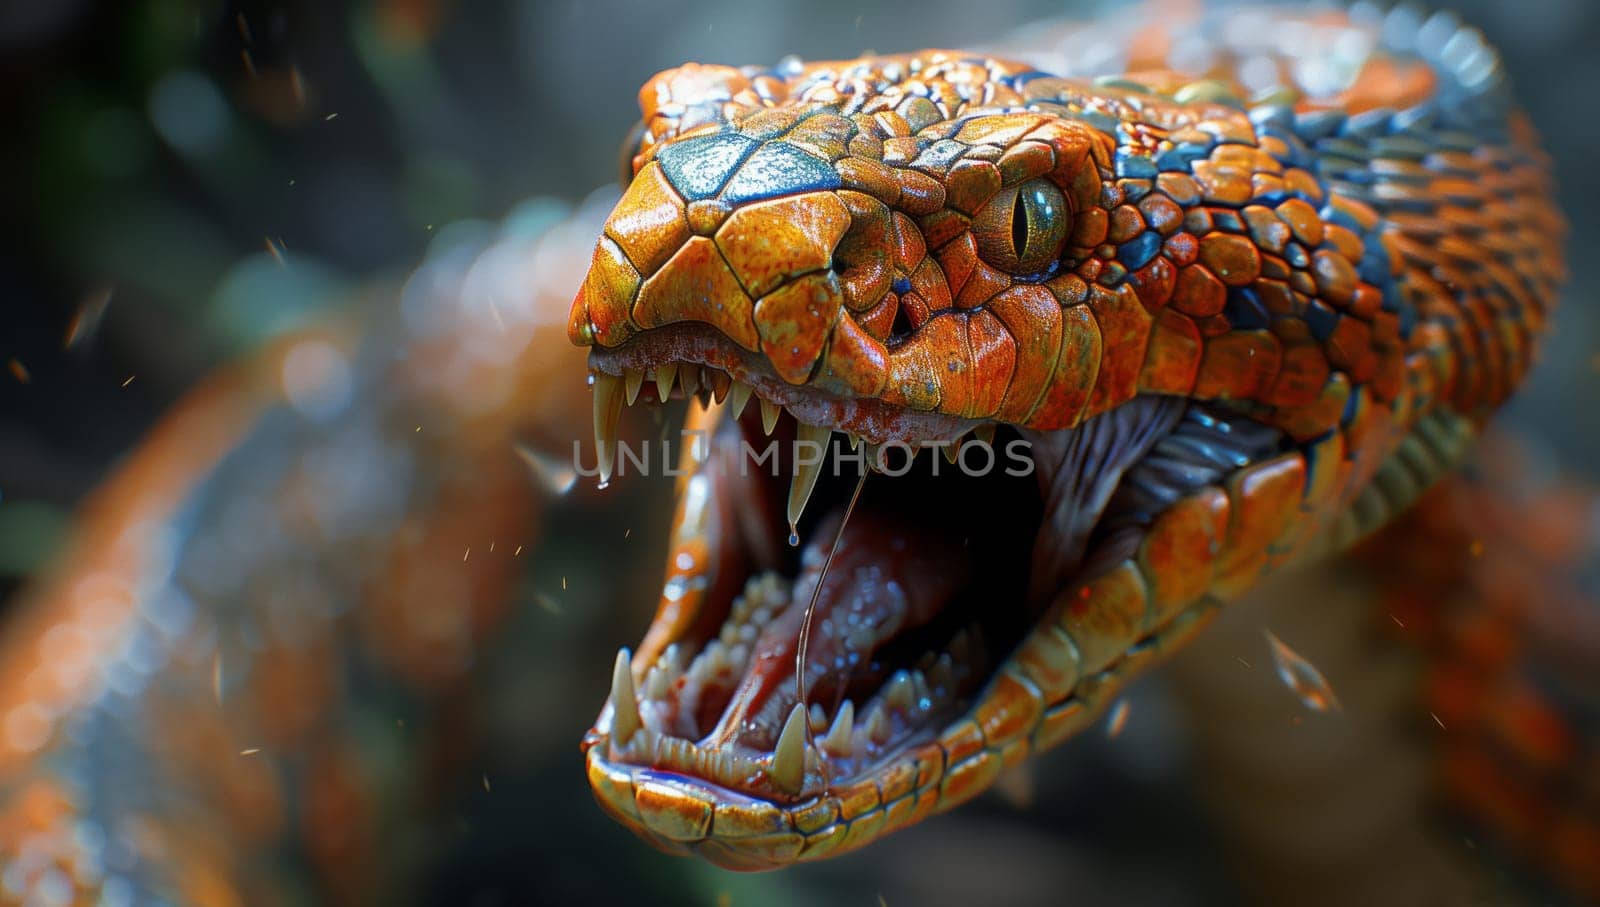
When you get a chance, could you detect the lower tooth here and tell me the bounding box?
[769,703,808,794]
[863,702,890,745]
[886,670,915,710]
[823,701,854,755]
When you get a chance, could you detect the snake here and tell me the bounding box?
[0,3,1579,903]
[570,1,1566,872]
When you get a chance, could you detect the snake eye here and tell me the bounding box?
[972,178,1069,274]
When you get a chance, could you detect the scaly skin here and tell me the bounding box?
[570,6,1566,869]
[0,203,607,904]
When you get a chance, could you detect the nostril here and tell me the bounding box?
[890,303,914,339]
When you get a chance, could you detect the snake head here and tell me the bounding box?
[569,42,1435,869]
[569,56,1138,432]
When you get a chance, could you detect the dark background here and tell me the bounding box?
[0,1,1595,903]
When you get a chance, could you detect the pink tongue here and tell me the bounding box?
[704,504,973,748]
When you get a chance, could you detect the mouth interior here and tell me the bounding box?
[593,346,1053,802]
[596,347,1288,802]
[691,406,1038,772]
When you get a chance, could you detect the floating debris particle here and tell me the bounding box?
[8,359,29,384]
[1264,630,1340,712]
[212,655,223,704]
[1390,613,1406,629]
[482,774,491,792]
[463,547,470,563]
[1431,712,1447,730]
[264,237,285,265]
[64,285,113,349]
[1105,699,1130,738]
[1468,539,1484,558]
[514,442,578,496]
[121,375,136,388]
[239,748,261,756]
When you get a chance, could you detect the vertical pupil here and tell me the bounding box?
[1011,190,1029,257]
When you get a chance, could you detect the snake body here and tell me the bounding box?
[0,3,1577,903]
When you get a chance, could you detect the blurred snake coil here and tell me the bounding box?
[1,4,1591,905]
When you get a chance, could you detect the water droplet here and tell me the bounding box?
[1105,699,1131,738]
[788,524,800,546]
[1264,630,1340,712]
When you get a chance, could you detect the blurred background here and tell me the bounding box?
[0,0,1596,904]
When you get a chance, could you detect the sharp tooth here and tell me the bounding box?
[864,701,890,744]
[886,670,915,710]
[948,629,972,665]
[680,367,700,398]
[759,398,781,435]
[788,422,831,535]
[654,364,677,401]
[644,664,669,700]
[974,423,996,446]
[930,653,955,694]
[728,382,753,419]
[846,432,861,449]
[770,703,808,794]
[809,703,828,731]
[708,369,731,403]
[592,372,624,486]
[941,439,960,464]
[823,701,854,755]
[624,368,645,406]
[610,648,640,745]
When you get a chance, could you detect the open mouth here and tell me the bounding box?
[579,329,1292,867]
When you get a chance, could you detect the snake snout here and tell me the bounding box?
[569,131,869,387]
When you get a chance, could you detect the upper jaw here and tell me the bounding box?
[585,328,979,446]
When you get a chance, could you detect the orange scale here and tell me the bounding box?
[986,284,1063,424]
[1138,307,1203,396]
[1084,284,1153,417]
[965,309,1017,419]
[1170,262,1227,317]
[1139,487,1230,626]
[1025,303,1101,429]
[1128,256,1176,313]
[1193,329,1282,401]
